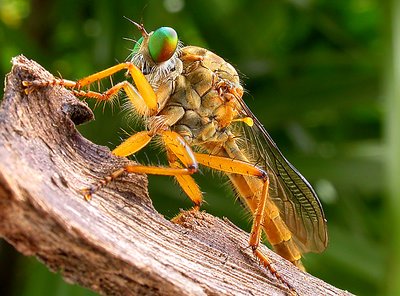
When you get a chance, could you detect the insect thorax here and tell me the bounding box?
[153,45,244,148]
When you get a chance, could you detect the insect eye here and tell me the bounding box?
[148,27,178,63]
[133,36,144,54]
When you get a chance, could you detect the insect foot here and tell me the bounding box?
[80,168,126,201]
[253,248,297,295]
[22,80,38,94]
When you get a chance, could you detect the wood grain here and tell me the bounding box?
[0,56,353,296]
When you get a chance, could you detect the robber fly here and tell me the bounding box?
[23,19,328,290]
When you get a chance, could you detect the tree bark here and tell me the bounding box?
[0,56,352,296]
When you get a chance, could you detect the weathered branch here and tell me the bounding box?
[0,56,352,296]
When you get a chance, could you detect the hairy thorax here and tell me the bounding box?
[149,46,244,148]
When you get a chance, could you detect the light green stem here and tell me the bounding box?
[385,0,400,294]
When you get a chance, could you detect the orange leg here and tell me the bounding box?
[83,131,199,200]
[23,62,158,116]
[230,171,303,270]
[193,152,270,253]
[167,149,203,208]
[192,153,269,249]
[112,127,203,208]
[222,138,304,269]
[193,152,294,291]
[112,131,153,157]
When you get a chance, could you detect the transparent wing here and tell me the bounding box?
[237,102,328,253]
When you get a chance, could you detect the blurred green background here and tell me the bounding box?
[1,0,399,295]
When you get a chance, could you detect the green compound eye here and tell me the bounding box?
[133,36,144,54]
[148,27,178,63]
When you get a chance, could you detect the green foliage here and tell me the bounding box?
[0,0,396,295]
